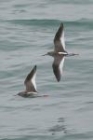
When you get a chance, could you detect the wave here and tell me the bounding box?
[6,19,61,27]
[5,18,93,29]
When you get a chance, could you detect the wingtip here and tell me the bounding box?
[31,65,37,74]
[54,74,61,82]
[34,65,37,70]
[60,23,64,27]
[57,78,60,82]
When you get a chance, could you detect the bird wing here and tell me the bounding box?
[54,23,66,52]
[24,65,37,92]
[52,55,65,82]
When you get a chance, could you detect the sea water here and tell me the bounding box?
[0,0,93,139]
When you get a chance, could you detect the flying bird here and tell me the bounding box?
[43,23,78,81]
[18,65,38,97]
[17,65,48,98]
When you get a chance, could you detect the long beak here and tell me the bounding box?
[71,53,79,56]
[67,53,79,57]
[42,53,47,56]
[73,53,79,56]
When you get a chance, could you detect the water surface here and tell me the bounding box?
[0,0,93,139]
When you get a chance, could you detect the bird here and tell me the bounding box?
[17,65,48,98]
[43,23,78,82]
[18,65,38,98]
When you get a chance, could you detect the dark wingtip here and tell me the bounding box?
[31,65,37,73]
[57,78,60,82]
[60,23,63,27]
[34,65,37,70]
[55,75,61,82]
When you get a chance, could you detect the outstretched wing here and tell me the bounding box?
[52,55,65,82]
[24,65,37,92]
[54,23,66,52]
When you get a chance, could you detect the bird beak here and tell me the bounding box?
[67,53,79,56]
[74,53,79,56]
[42,53,47,56]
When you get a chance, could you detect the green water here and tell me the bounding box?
[0,0,93,139]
